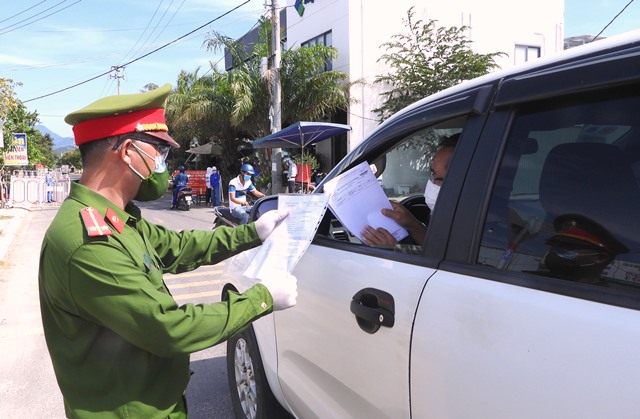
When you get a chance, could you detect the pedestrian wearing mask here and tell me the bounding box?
[38,84,296,419]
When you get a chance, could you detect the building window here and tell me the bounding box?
[514,45,541,64]
[302,31,333,71]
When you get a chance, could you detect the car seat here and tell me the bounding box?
[539,142,640,252]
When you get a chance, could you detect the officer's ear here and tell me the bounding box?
[115,138,135,166]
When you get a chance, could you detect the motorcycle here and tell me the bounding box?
[175,186,193,211]
[212,205,242,228]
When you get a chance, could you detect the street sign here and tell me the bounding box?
[4,133,28,166]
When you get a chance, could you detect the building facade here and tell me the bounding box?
[283,0,564,169]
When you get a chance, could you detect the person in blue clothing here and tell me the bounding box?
[209,166,222,207]
[45,170,55,202]
[228,163,265,224]
[171,166,189,209]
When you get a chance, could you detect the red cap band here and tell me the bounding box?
[72,108,167,146]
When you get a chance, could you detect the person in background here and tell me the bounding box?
[282,151,297,193]
[229,163,265,224]
[171,165,188,209]
[45,170,54,202]
[205,162,214,205]
[361,133,459,247]
[38,84,296,419]
[210,166,222,207]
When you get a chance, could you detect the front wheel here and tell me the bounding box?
[226,326,289,419]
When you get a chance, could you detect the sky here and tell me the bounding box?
[1,0,639,139]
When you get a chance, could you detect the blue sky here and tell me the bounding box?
[1,0,639,138]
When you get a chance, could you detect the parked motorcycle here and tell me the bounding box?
[175,186,193,211]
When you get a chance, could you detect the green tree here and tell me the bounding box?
[2,102,56,168]
[374,7,505,121]
[58,149,82,170]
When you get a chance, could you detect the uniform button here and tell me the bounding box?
[260,302,267,309]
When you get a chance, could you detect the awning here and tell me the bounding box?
[186,141,223,155]
[251,121,352,149]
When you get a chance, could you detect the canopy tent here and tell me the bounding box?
[251,121,352,150]
[186,141,223,155]
[184,141,223,166]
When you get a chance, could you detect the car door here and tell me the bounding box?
[411,47,640,418]
[272,87,494,418]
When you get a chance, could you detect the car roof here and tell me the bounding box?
[381,29,640,129]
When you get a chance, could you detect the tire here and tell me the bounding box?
[226,326,290,419]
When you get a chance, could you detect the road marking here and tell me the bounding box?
[167,279,221,289]
[173,290,221,301]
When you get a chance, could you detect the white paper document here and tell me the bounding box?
[243,193,329,278]
[323,161,409,242]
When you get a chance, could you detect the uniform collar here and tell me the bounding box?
[68,181,138,224]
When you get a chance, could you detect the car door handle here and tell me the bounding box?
[350,288,395,334]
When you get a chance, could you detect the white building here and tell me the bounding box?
[283,0,564,169]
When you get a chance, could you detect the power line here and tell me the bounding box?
[0,0,49,25]
[591,0,635,41]
[0,0,82,36]
[23,0,253,103]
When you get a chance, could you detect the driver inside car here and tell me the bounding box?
[361,133,458,248]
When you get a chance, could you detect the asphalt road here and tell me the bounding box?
[0,191,236,418]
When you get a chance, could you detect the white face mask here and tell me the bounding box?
[423,179,440,211]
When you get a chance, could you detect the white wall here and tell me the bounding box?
[285,0,564,152]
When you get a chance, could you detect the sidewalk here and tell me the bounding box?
[0,205,58,263]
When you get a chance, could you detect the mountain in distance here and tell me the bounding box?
[35,124,76,154]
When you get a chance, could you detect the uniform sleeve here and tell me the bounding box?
[68,241,273,357]
[140,220,262,274]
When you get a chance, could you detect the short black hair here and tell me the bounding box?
[438,132,460,150]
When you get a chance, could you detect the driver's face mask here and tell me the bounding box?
[423,179,440,211]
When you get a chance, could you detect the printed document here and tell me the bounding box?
[323,161,408,242]
[243,193,329,278]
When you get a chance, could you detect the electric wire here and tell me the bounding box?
[591,0,635,41]
[0,0,49,25]
[23,0,253,103]
[0,0,82,36]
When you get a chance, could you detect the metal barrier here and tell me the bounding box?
[6,170,71,209]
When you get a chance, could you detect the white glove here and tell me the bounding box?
[255,209,289,242]
[258,270,298,311]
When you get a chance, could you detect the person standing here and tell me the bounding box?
[38,84,296,419]
[281,151,297,193]
[45,170,54,202]
[228,163,265,224]
[205,162,214,205]
[210,166,222,207]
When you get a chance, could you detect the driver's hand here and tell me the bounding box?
[361,225,398,248]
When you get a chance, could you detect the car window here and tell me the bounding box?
[317,116,467,248]
[478,88,640,293]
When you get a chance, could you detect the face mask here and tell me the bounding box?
[243,174,252,182]
[129,143,169,202]
[423,179,440,211]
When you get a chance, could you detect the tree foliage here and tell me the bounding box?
[374,7,505,121]
[166,17,357,184]
[2,101,56,169]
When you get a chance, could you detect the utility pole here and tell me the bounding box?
[270,0,283,194]
[110,66,125,94]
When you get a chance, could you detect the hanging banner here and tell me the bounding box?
[4,133,28,166]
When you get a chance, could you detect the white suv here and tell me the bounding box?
[219,31,640,419]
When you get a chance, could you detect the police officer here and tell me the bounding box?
[38,84,296,418]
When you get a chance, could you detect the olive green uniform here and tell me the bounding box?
[39,182,272,418]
